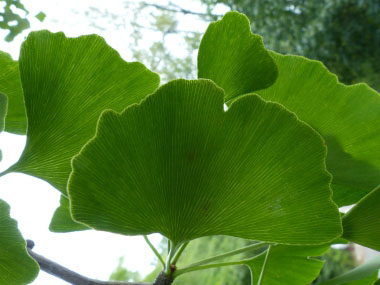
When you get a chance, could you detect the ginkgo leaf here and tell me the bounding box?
[0,52,26,134]
[197,11,278,101]
[245,244,329,285]
[320,254,380,285]
[0,200,39,284]
[5,31,160,194]
[49,195,89,232]
[256,52,380,206]
[69,79,341,246]
[342,185,380,251]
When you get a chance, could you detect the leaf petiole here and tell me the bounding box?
[179,242,267,270]
[171,241,190,265]
[143,235,165,267]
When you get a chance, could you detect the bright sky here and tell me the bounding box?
[0,0,228,284]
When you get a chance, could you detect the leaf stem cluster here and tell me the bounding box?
[142,236,268,280]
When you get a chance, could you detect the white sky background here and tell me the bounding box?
[0,0,228,284]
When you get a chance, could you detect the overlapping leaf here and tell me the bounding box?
[342,185,380,251]
[245,244,329,285]
[321,254,380,285]
[0,52,25,134]
[198,12,380,206]
[256,53,380,206]
[0,200,39,284]
[5,31,160,194]
[69,79,341,246]
[49,195,89,232]
[197,11,278,100]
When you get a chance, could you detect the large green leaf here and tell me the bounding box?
[49,195,89,232]
[256,52,380,206]
[5,31,160,194]
[0,199,39,284]
[197,11,278,101]
[320,254,380,285]
[342,185,380,251]
[245,244,329,285]
[69,79,341,246]
[0,52,26,134]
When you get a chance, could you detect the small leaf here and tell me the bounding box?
[0,52,26,134]
[320,254,380,285]
[245,244,329,285]
[6,31,160,194]
[35,12,46,22]
[0,200,39,284]
[197,11,278,101]
[49,195,89,232]
[342,185,380,251]
[256,52,380,206]
[69,79,341,246]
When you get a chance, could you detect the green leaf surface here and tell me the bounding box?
[256,52,380,206]
[0,52,26,134]
[320,254,380,285]
[343,271,378,285]
[342,185,380,251]
[6,31,160,194]
[0,93,8,160]
[49,195,89,232]
[197,11,278,101]
[246,244,329,285]
[0,93,7,132]
[69,79,341,245]
[0,200,39,284]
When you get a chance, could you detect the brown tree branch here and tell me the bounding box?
[26,240,152,285]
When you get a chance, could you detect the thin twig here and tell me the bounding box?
[26,240,152,285]
[140,2,221,17]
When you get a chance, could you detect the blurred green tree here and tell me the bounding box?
[201,0,380,89]
[0,0,45,41]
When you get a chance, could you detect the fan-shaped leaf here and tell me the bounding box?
[256,52,380,206]
[5,31,160,194]
[0,200,39,284]
[197,11,278,101]
[69,79,341,246]
[245,244,329,285]
[342,185,380,251]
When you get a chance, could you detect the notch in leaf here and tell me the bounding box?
[69,79,341,246]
